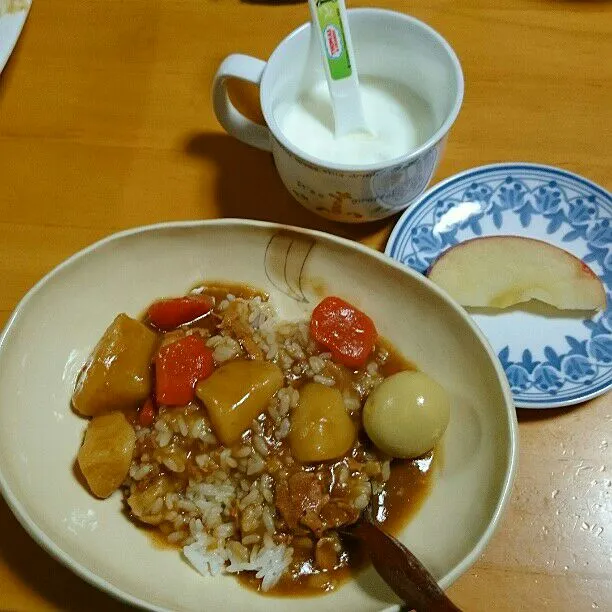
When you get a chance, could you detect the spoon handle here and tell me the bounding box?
[353,520,462,612]
[307,0,368,136]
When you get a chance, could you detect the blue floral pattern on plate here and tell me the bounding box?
[385,163,612,408]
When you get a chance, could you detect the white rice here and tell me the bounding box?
[313,374,336,386]
[122,291,393,593]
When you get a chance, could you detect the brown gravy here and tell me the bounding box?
[237,452,434,596]
[133,285,436,597]
[237,338,435,597]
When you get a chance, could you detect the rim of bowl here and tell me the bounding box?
[0,219,517,611]
[260,8,465,175]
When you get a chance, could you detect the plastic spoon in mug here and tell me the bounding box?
[307,0,369,137]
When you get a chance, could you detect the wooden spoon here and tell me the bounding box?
[346,515,462,612]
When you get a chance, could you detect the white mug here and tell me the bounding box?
[213,8,464,223]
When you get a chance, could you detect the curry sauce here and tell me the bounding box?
[105,284,438,597]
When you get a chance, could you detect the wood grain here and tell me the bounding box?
[1,0,611,610]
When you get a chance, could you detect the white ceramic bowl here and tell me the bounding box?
[0,220,517,611]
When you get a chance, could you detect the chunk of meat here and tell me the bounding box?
[275,472,326,531]
[320,499,360,530]
[220,301,264,359]
[315,536,340,571]
[128,475,172,525]
[302,510,324,536]
[276,471,362,537]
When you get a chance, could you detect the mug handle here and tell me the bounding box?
[212,54,272,152]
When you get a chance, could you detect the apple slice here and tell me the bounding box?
[427,236,606,310]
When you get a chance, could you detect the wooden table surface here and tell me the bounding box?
[1,0,611,610]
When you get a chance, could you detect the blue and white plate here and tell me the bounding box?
[386,163,612,408]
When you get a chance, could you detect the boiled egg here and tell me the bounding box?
[363,371,450,458]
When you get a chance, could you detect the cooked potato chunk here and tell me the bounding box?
[72,314,158,416]
[77,411,136,498]
[127,475,172,525]
[195,360,283,445]
[289,383,355,463]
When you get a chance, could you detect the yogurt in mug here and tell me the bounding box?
[212,9,464,222]
[274,76,435,166]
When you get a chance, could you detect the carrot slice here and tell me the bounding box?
[155,335,214,405]
[138,397,156,427]
[147,295,214,331]
[310,297,377,369]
